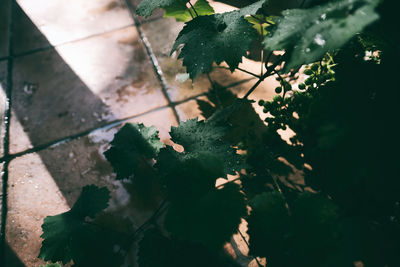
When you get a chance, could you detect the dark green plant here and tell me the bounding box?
[38,0,399,266]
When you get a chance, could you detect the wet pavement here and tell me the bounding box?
[0,0,276,266]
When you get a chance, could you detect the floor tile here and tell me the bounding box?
[10,26,168,154]
[175,97,207,122]
[0,61,8,158]
[140,18,214,102]
[5,107,177,267]
[210,57,279,102]
[13,0,134,55]
[0,0,10,59]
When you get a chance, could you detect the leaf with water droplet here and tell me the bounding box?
[104,123,163,180]
[137,0,189,17]
[39,185,125,266]
[171,0,267,79]
[156,118,246,182]
[163,0,215,22]
[264,0,380,71]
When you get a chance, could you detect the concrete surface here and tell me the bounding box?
[0,0,276,266]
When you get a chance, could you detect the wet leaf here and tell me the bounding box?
[137,0,188,17]
[264,0,380,71]
[39,186,123,266]
[164,183,247,248]
[171,0,267,79]
[156,118,246,179]
[164,0,214,22]
[104,123,163,180]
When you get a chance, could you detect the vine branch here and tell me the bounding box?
[238,229,263,267]
[243,55,283,99]
[128,199,169,241]
[216,66,261,78]
[188,1,199,17]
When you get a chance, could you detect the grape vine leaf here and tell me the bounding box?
[38,185,117,265]
[104,123,163,180]
[245,14,275,36]
[138,228,240,267]
[164,183,247,248]
[159,118,246,176]
[171,0,268,79]
[164,0,214,22]
[138,228,173,267]
[247,192,339,266]
[264,0,380,71]
[247,192,291,260]
[136,0,187,17]
[156,148,222,202]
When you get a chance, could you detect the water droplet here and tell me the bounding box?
[314,34,326,46]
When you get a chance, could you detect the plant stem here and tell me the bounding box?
[273,70,287,99]
[265,51,273,65]
[238,229,263,267]
[242,75,266,99]
[187,7,195,19]
[188,2,199,17]
[260,27,264,77]
[216,66,260,78]
[206,72,214,86]
[250,14,263,23]
[129,199,168,240]
[271,174,292,215]
[216,176,243,188]
[243,55,283,99]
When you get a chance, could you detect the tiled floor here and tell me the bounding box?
[0,1,276,266]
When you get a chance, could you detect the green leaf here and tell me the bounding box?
[137,0,187,17]
[245,14,275,35]
[171,0,267,79]
[247,192,340,266]
[138,228,239,267]
[164,183,247,248]
[158,118,246,177]
[164,0,214,22]
[70,185,110,219]
[104,123,163,180]
[156,147,221,202]
[138,228,173,267]
[264,0,380,71]
[292,192,339,232]
[38,185,117,265]
[247,192,291,259]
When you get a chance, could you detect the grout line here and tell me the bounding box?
[0,12,162,64]
[169,77,256,107]
[1,0,14,261]
[171,92,207,106]
[0,90,216,163]
[0,105,172,162]
[124,0,181,123]
[2,23,135,61]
